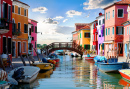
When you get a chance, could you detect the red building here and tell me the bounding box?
[0,0,12,59]
[92,20,98,54]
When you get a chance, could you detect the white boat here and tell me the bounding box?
[8,66,40,84]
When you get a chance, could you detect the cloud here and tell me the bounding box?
[53,16,64,20]
[63,19,68,23]
[83,0,118,10]
[66,10,82,17]
[54,26,75,35]
[43,18,58,24]
[32,7,48,13]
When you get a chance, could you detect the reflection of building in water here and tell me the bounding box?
[89,62,97,85]
[119,79,130,89]
[103,82,115,89]
[73,59,97,87]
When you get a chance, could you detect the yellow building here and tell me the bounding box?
[78,25,91,50]
[12,0,30,58]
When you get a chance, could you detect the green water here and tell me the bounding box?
[10,55,130,89]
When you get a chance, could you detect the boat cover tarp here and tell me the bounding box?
[94,56,107,63]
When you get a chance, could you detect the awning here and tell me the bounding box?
[103,41,114,44]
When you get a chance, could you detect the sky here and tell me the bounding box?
[20,0,120,45]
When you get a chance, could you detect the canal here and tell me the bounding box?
[11,55,129,89]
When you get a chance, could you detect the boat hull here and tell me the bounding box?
[119,69,130,81]
[98,62,129,73]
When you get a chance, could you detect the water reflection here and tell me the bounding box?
[119,79,130,88]
[10,55,128,89]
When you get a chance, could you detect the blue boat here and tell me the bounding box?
[98,62,129,73]
[94,56,107,63]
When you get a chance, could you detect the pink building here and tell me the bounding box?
[28,19,38,56]
[123,4,130,58]
[104,0,130,57]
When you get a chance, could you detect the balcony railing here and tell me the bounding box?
[0,18,10,34]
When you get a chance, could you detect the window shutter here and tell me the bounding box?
[116,27,118,34]
[26,24,28,33]
[122,27,124,34]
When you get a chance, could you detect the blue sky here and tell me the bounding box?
[20,0,120,44]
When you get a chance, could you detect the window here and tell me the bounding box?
[108,12,110,19]
[113,27,114,35]
[32,26,34,32]
[12,5,14,13]
[24,9,26,16]
[106,13,107,20]
[99,20,101,25]
[35,26,37,33]
[113,10,114,17]
[103,29,104,36]
[103,19,105,24]
[99,35,101,37]
[127,27,128,35]
[23,42,26,52]
[118,9,123,17]
[108,28,110,35]
[32,37,34,41]
[99,44,101,50]
[3,37,6,54]
[116,26,124,35]
[124,27,125,35]
[29,43,32,50]
[8,5,11,20]
[18,23,20,31]
[106,28,107,35]
[84,33,90,38]
[18,7,20,15]
[80,33,81,38]
[29,28,31,35]
[3,2,7,18]
[24,24,28,33]
[35,42,36,48]
[8,38,11,54]
[102,43,104,50]
[84,45,90,50]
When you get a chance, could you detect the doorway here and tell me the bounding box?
[18,42,21,56]
[118,43,123,56]
[12,42,15,57]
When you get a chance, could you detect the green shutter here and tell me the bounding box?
[84,45,86,49]
[113,27,114,34]
[88,45,90,50]
[102,43,104,50]
[106,28,107,35]
[99,44,100,50]
[80,33,81,38]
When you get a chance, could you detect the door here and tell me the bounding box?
[18,42,21,56]
[118,43,123,56]
[12,42,15,57]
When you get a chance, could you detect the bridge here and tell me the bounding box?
[41,42,85,56]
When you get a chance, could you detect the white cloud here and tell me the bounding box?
[66,10,82,17]
[53,16,64,20]
[43,18,59,24]
[63,19,68,23]
[32,7,48,13]
[83,0,117,10]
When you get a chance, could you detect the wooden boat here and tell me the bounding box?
[119,69,130,81]
[98,62,129,73]
[32,62,53,72]
[8,66,40,83]
[83,54,95,60]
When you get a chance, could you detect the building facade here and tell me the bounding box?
[0,0,12,59]
[28,19,38,56]
[12,0,29,58]
[96,13,105,55]
[90,23,94,51]
[104,0,130,57]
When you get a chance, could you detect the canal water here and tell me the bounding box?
[11,55,130,89]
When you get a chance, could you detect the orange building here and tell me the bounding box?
[12,0,30,58]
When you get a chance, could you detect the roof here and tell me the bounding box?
[80,25,90,30]
[91,20,98,24]
[29,19,38,23]
[104,0,130,10]
[75,23,90,26]
[14,0,30,7]
[122,20,130,25]
[96,14,105,19]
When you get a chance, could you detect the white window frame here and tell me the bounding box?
[24,9,26,16]
[117,8,124,18]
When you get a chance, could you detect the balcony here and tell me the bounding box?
[0,18,10,34]
[12,23,22,36]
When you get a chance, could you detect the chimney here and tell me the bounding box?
[99,12,102,16]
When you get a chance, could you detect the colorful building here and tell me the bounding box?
[96,13,105,55]
[91,20,98,54]
[0,0,12,59]
[90,23,94,51]
[104,0,130,57]
[12,0,30,58]
[72,23,89,45]
[28,19,38,56]
[122,4,130,58]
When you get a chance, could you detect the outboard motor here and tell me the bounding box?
[12,68,24,81]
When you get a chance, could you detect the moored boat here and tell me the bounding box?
[119,69,130,81]
[83,54,95,60]
[8,66,40,84]
[98,62,129,73]
[32,63,53,72]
